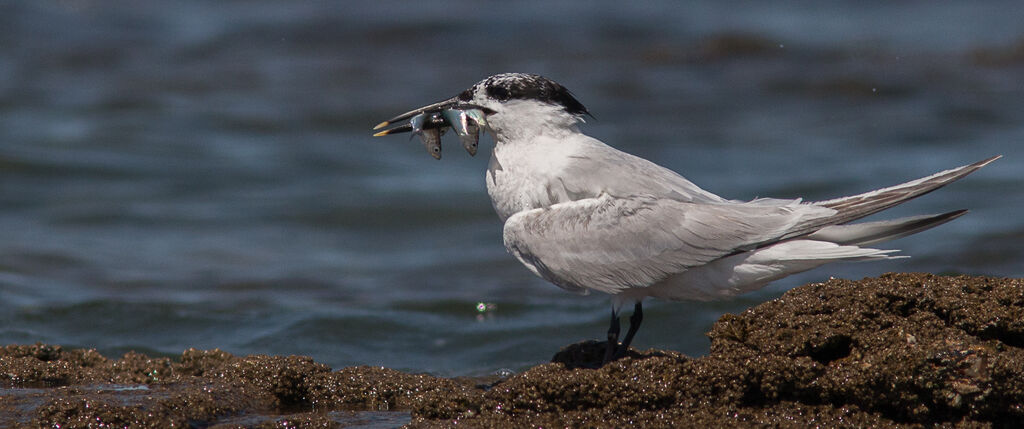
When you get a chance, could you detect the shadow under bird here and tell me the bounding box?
[373,73,1000,365]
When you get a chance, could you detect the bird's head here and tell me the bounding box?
[374,73,590,143]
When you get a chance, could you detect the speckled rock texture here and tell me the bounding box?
[2,273,1022,428]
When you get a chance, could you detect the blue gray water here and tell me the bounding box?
[1,1,1022,377]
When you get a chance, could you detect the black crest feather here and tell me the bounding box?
[469,73,590,116]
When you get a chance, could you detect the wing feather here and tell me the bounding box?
[502,194,835,294]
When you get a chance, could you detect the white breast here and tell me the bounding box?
[485,134,581,221]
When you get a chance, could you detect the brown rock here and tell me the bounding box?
[2,273,1022,428]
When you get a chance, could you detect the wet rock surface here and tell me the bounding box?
[2,273,1022,428]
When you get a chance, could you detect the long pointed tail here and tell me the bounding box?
[806,210,967,246]
[814,155,1000,226]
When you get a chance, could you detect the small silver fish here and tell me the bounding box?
[405,112,442,161]
[463,109,489,156]
[442,109,470,136]
[408,112,445,160]
[464,108,488,127]
[442,109,481,156]
[460,122,480,156]
[409,112,426,135]
[420,127,442,160]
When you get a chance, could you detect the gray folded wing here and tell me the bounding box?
[502,194,835,294]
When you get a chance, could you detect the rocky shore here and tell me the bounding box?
[2,273,1022,428]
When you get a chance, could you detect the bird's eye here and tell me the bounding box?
[487,86,511,101]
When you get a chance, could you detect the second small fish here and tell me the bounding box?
[442,109,481,156]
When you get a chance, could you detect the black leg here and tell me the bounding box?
[602,308,620,365]
[620,301,643,351]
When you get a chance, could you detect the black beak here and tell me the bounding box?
[372,97,495,136]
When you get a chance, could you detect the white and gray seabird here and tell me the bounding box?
[374,73,1000,365]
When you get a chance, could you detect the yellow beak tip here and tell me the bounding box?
[372,121,389,130]
[372,130,389,137]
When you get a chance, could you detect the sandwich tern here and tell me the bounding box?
[373,73,999,365]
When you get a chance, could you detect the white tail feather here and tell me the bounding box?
[647,240,901,301]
